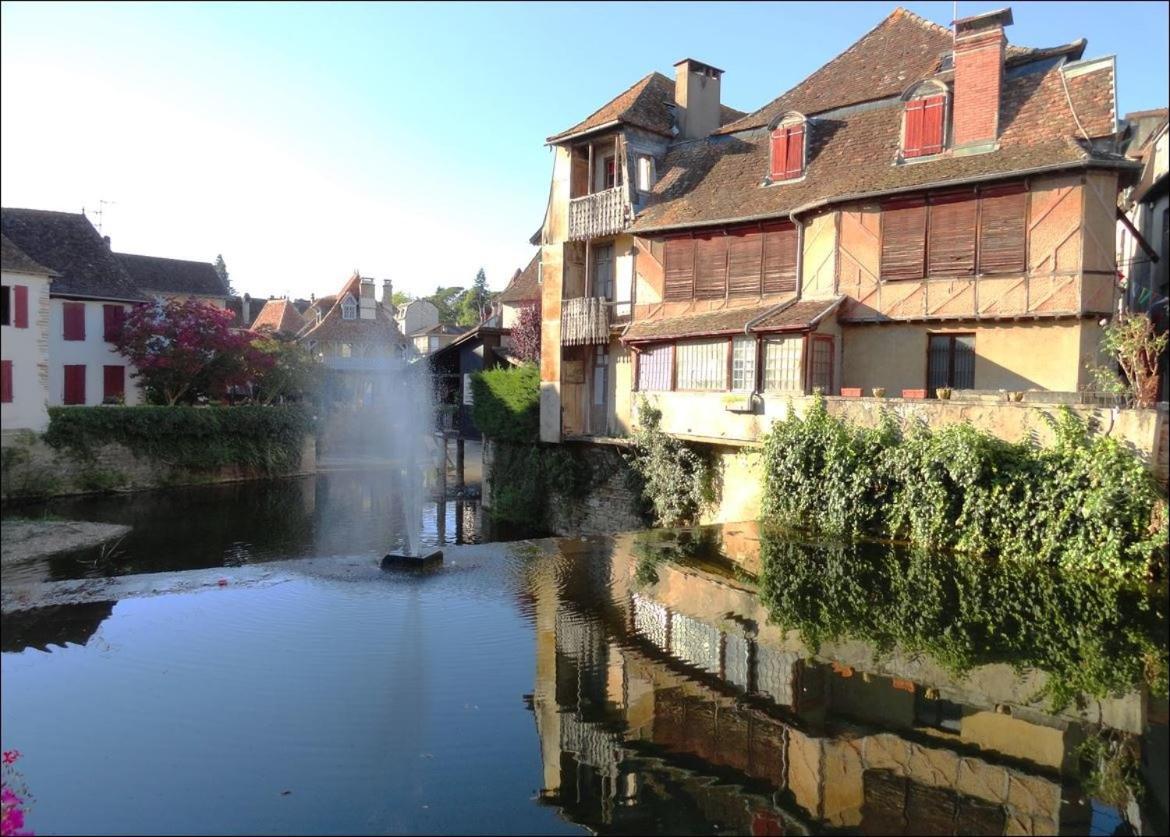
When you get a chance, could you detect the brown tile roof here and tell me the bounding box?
[1063,60,1117,139]
[1,233,56,276]
[548,72,745,143]
[251,298,306,335]
[298,274,405,346]
[623,297,842,342]
[632,58,1128,234]
[0,208,145,301]
[499,252,540,304]
[116,251,228,298]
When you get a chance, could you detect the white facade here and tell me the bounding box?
[48,298,142,407]
[1,269,52,431]
[395,299,439,336]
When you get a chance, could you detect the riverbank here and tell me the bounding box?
[1,518,131,564]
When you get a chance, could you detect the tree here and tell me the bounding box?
[391,290,412,309]
[457,268,491,326]
[115,298,267,405]
[250,336,319,404]
[213,254,234,296]
[512,302,541,363]
[428,286,465,325]
[1087,310,1168,408]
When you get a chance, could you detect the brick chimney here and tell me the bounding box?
[359,276,376,320]
[381,279,394,312]
[673,58,723,140]
[952,8,1013,152]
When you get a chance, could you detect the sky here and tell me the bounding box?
[2,1,1167,302]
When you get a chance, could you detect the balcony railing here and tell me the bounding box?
[568,187,628,241]
[561,296,610,346]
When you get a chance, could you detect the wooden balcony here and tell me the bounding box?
[568,187,628,241]
[561,296,610,345]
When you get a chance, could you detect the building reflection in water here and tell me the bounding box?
[526,528,1165,836]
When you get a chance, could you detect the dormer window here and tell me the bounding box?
[637,155,656,192]
[341,294,357,320]
[769,113,807,182]
[902,82,948,159]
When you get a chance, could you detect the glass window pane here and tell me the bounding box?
[953,335,975,389]
[762,336,802,392]
[676,339,727,391]
[637,344,672,391]
[731,336,756,392]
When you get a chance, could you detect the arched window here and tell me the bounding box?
[769,113,807,182]
[341,294,357,320]
[902,81,948,159]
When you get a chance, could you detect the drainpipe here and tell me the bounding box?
[742,210,807,336]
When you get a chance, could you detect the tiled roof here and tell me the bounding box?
[548,72,745,143]
[499,252,540,303]
[298,274,405,346]
[632,57,1126,233]
[411,323,467,337]
[251,298,306,335]
[622,297,842,342]
[116,252,228,298]
[1,234,55,276]
[0,208,145,301]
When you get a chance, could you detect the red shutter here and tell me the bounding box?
[63,302,86,340]
[1,361,12,403]
[921,95,946,155]
[727,231,763,297]
[770,128,787,180]
[103,305,125,342]
[904,100,925,157]
[103,365,125,401]
[664,237,695,301]
[64,364,86,405]
[927,191,977,276]
[13,285,28,328]
[978,185,1028,274]
[784,125,805,178]
[693,235,728,299]
[880,198,928,281]
[762,225,797,294]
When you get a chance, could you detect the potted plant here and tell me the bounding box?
[871,387,886,398]
[936,387,952,400]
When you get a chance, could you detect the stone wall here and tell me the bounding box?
[0,430,317,500]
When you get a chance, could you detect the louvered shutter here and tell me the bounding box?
[904,100,925,157]
[728,231,763,297]
[881,198,927,281]
[63,302,86,340]
[664,237,695,301]
[694,235,728,299]
[13,285,28,328]
[927,192,977,276]
[103,365,125,400]
[770,129,787,180]
[784,125,805,178]
[978,186,1027,274]
[64,364,86,405]
[1,361,12,403]
[103,304,125,342]
[920,95,946,155]
[762,226,797,294]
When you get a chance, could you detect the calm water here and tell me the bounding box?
[2,490,1166,834]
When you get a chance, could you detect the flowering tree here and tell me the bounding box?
[512,302,541,364]
[2,750,32,837]
[249,336,319,404]
[115,298,271,405]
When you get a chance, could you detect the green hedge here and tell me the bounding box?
[470,364,539,442]
[44,406,314,474]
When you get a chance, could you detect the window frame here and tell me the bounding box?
[769,114,807,182]
[901,85,948,160]
[926,332,976,395]
[674,338,730,392]
[730,335,757,393]
[62,301,86,341]
[808,334,835,395]
[0,285,9,326]
[636,155,655,193]
[340,295,357,321]
[761,334,804,394]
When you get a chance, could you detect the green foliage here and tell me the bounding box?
[250,336,320,404]
[1075,729,1145,807]
[390,290,413,308]
[487,440,591,529]
[457,268,491,326]
[1087,310,1168,408]
[213,253,233,295]
[759,396,1167,583]
[44,406,313,474]
[0,439,61,499]
[757,533,1169,709]
[77,467,129,493]
[624,399,713,527]
[470,365,540,443]
[427,286,465,326]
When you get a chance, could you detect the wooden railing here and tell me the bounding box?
[560,296,610,345]
[568,187,628,241]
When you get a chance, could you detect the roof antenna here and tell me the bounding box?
[95,199,116,234]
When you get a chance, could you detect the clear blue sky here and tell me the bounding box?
[2,1,1166,301]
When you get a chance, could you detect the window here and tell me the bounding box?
[664,237,694,301]
[603,155,616,190]
[14,286,27,328]
[340,343,352,358]
[0,286,9,326]
[694,235,726,300]
[769,115,806,181]
[809,335,834,394]
[676,339,727,391]
[731,336,756,392]
[880,197,927,281]
[927,333,975,394]
[903,94,946,158]
[63,302,86,340]
[1,361,12,403]
[341,295,357,320]
[664,224,795,302]
[637,155,655,192]
[592,244,614,300]
[63,364,86,405]
[102,365,125,402]
[636,344,672,391]
[762,336,802,392]
[977,185,1027,274]
[762,225,798,294]
[927,191,977,276]
[103,305,126,342]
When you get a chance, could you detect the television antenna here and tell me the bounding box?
[94,199,116,234]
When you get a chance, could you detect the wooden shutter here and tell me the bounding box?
[784,125,805,178]
[728,231,763,297]
[13,285,28,328]
[904,100,925,157]
[103,305,126,342]
[664,237,694,301]
[920,95,945,155]
[978,185,1027,274]
[64,364,86,405]
[927,192,977,276]
[880,198,927,281]
[63,302,86,340]
[762,226,797,294]
[103,365,125,400]
[770,129,787,180]
[0,361,12,403]
[693,235,727,299]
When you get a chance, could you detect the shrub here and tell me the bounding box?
[487,440,590,529]
[470,365,539,442]
[624,399,713,527]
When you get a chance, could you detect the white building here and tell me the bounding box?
[1,235,54,432]
[394,298,440,337]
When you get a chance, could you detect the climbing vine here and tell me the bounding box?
[624,399,714,527]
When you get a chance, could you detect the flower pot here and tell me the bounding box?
[901,388,926,400]
[871,387,886,398]
[840,387,863,398]
[936,387,952,400]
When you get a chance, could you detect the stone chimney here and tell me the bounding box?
[381,279,394,312]
[952,7,1012,152]
[242,293,252,325]
[673,58,723,140]
[359,276,376,320]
